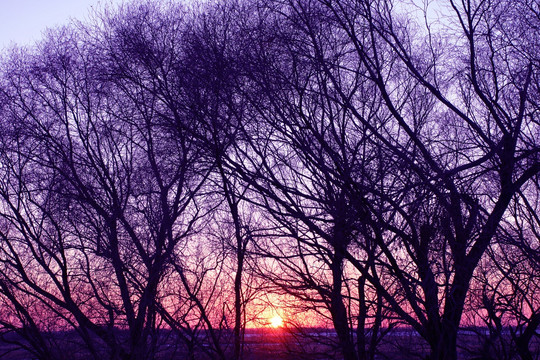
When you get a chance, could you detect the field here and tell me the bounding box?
[1,327,538,360]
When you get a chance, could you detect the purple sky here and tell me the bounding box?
[0,0,123,49]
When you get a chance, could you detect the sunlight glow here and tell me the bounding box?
[269,315,283,328]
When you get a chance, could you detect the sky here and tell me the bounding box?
[0,0,123,49]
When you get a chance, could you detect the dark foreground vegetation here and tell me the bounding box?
[1,328,539,359]
[0,0,539,359]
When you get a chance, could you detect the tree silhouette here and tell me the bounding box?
[0,1,538,360]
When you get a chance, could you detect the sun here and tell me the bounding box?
[269,315,284,328]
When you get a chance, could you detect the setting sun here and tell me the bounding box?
[269,315,284,328]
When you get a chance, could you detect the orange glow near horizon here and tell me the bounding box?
[269,315,284,328]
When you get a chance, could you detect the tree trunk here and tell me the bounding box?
[430,325,458,360]
[357,276,367,360]
[234,249,244,360]
[330,251,357,360]
[515,312,540,360]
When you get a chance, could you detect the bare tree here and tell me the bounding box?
[469,176,540,360]
[288,0,540,359]
[0,4,209,358]
[213,1,540,359]
[0,1,538,360]
[202,3,399,359]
